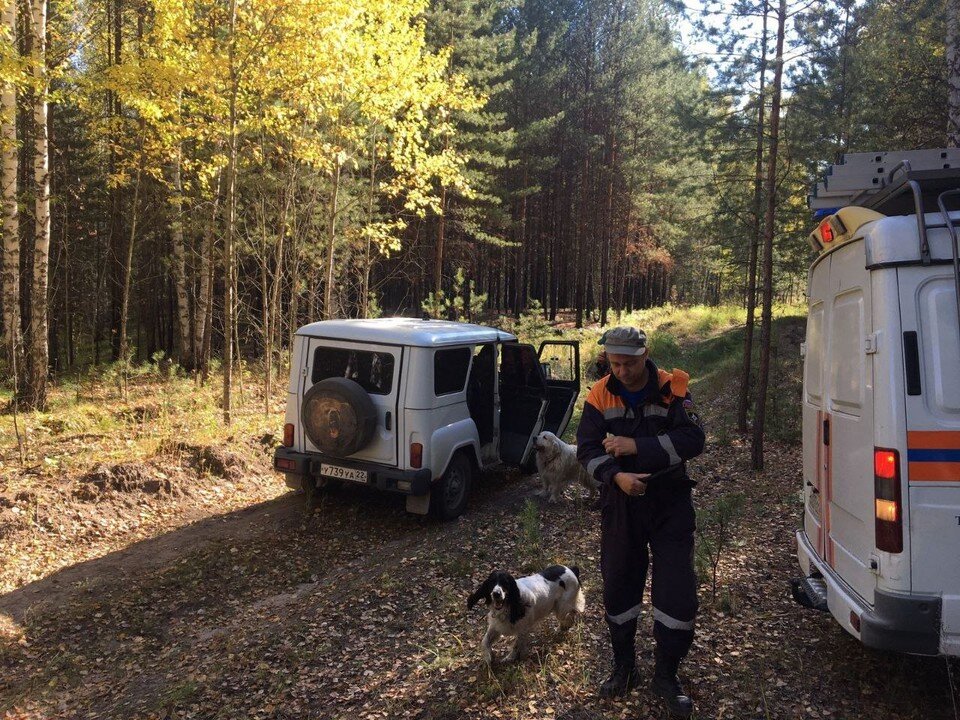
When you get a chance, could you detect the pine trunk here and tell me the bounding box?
[949,0,960,146]
[751,0,786,471]
[737,4,768,433]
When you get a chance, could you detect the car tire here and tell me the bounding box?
[301,377,378,457]
[431,452,473,520]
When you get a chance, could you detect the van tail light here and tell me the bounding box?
[874,447,903,553]
[410,443,423,469]
[283,423,294,447]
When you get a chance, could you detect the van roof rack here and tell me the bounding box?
[808,149,960,211]
[810,150,960,342]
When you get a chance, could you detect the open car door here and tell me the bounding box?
[498,343,548,466]
[537,341,580,439]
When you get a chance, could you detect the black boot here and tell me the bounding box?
[599,618,639,698]
[651,649,693,717]
[600,664,642,698]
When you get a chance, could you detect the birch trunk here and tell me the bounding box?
[195,170,220,377]
[360,143,376,318]
[322,157,341,319]
[171,148,193,369]
[25,0,49,410]
[117,133,143,367]
[223,0,237,423]
[1,0,19,376]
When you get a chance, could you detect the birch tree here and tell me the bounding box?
[24,0,50,410]
[1,0,19,378]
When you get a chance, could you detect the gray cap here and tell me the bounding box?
[598,326,647,356]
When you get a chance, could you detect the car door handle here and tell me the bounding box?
[385,412,392,431]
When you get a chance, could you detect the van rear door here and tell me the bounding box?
[802,256,829,563]
[897,267,960,600]
[824,241,878,604]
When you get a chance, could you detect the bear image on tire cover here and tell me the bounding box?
[301,377,378,457]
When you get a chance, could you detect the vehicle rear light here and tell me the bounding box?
[849,611,861,633]
[283,423,294,447]
[874,449,896,479]
[410,442,423,469]
[874,447,903,553]
[276,457,296,471]
[819,219,834,243]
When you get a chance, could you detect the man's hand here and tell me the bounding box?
[603,435,638,457]
[614,472,649,497]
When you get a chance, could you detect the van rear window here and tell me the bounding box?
[311,348,395,395]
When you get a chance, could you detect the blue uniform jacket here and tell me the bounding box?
[576,359,705,497]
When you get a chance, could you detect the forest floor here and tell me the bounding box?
[1,307,958,719]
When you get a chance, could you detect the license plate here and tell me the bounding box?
[320,463,368,483]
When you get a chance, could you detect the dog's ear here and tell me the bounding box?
[468,574,495,610]
[504,574,526,624]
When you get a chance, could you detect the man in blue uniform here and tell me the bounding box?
[576,326,705,718]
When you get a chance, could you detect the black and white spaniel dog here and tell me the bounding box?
[467,565,585,664]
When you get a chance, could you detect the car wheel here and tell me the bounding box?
[431,452,473,520]
[301,377,378,457]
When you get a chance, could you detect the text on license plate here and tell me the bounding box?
[320,463,368,482]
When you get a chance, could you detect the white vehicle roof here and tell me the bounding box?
[295,318,518,347]
[811,209,960,271]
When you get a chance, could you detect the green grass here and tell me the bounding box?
[508,303,807,446]
[1,360,285,489]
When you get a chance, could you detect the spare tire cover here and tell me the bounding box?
[301,377,378,457]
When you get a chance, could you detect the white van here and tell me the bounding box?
[793,152,960,657]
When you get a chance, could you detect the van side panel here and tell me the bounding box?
[898,267,960,654]
[869,268,909,591]
[825,241,876,605]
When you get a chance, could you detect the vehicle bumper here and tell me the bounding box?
[796,530,942,655]
[274,448,433,496]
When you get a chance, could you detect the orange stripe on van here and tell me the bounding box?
[907,431,960,450]
[908,461,960,482]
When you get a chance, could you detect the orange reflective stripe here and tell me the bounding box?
[908,431,960,450]
[908,461,960,482]
[585,375,624,413]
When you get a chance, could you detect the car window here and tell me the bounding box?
[311,347,394,395]
[435,347,472,396]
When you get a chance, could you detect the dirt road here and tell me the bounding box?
[1,439,956,719]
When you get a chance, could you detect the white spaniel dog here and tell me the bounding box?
[467,565,585,664]
[533,431,599,502]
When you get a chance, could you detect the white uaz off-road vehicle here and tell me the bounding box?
[274,318,580,519]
